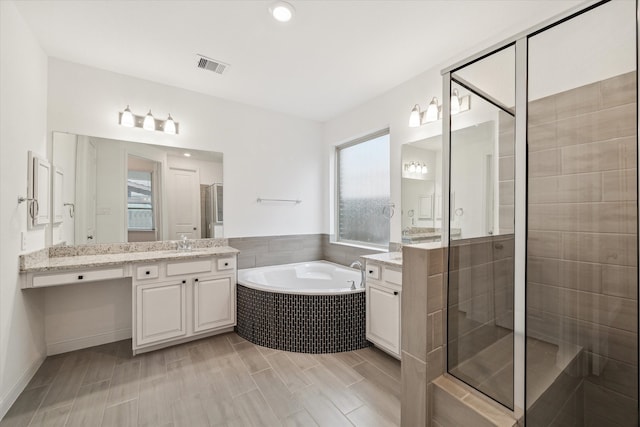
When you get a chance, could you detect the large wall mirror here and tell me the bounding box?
[51,132,223,246]
[401,112,499,243]
[401,136,442,244]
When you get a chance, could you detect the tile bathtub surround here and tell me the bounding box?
[400,243,446,427]
[236,285,369,354]
[526,71,638,425]
[229,234,386,269]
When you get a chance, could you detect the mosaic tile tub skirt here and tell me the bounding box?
[236,284,369,353]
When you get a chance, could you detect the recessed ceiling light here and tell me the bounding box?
[269,1,295,23]
[184,153,191,157]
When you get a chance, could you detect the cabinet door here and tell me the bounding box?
[366,283,401,356]
[193,276,235,333]
[136,280,187,346]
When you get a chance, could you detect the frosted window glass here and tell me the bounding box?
[337,132,390,247]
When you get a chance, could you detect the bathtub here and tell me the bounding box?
[236,261,369,353]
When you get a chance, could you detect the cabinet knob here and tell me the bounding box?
[182,280,186,284]
[78,275,84,280]
[224,262,229,266]
[145,271,150,275]
[393,291,398,296]
[195,278,199,282]
[368,270,373,274]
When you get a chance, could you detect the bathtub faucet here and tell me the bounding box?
[349,260,365,288]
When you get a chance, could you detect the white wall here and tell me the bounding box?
[48,58,324,238]
[0,1,48,418]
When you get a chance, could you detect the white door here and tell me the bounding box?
[167,167,200,239]
[366,283,401,356]
[193,276,235,333]
[75,141,97,243]
[136,280,187,346]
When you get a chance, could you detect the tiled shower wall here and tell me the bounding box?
[229,234,384,269]
[526,71,637,425]
[447,235,514,405]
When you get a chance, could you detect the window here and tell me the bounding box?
[127,170,154,230]
[336,130,391,248]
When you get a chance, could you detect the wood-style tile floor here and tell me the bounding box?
[1,333,401,427]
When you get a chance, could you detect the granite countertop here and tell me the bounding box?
[361,252,403,267]
[20,244,239,273]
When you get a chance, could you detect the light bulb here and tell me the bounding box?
[164,114,176,135]
[143,110,155,131]
[422,164,428,174]
[120,105,134,127]
[409,162,416,173]
[409,105,421,127]
[451,89,461,115]
[269,1,295,22]
[425,97,439,122]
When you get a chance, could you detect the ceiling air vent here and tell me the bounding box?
[196,55,229,75]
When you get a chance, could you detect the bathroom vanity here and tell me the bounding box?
[20,240,239,355]
[362,252,403,359]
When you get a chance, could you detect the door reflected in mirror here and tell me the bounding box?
[52,132,223,246]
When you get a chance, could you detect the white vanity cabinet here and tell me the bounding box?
[365,260,402,359]
[132,255,237,354]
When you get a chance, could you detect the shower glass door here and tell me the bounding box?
[526,1,637,425]
[447,45,517,410]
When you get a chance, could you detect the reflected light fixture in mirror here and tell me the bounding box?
[404,161,428,174]
[269,1,295,22]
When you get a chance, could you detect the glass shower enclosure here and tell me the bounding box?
[444,1,638,424]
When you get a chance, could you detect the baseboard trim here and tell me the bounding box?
[46,328,132,355]
[0,354,45,421]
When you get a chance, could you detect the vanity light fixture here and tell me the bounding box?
[164,114,176,135]
[450,89,461,115]
[424,97,439,123]
[118,106,180,134]
[421,164,428,174]
[143,110,155,131]
[408,162,417,173]
[408,91,471,127]
[269,1,295,22]
[409,105,421,127]
[120,105,135,127]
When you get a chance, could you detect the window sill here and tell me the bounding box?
[330,240,388,253]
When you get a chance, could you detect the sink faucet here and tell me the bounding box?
[349,260,365,288]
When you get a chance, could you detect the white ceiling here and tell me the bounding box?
[15,0,581,122]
